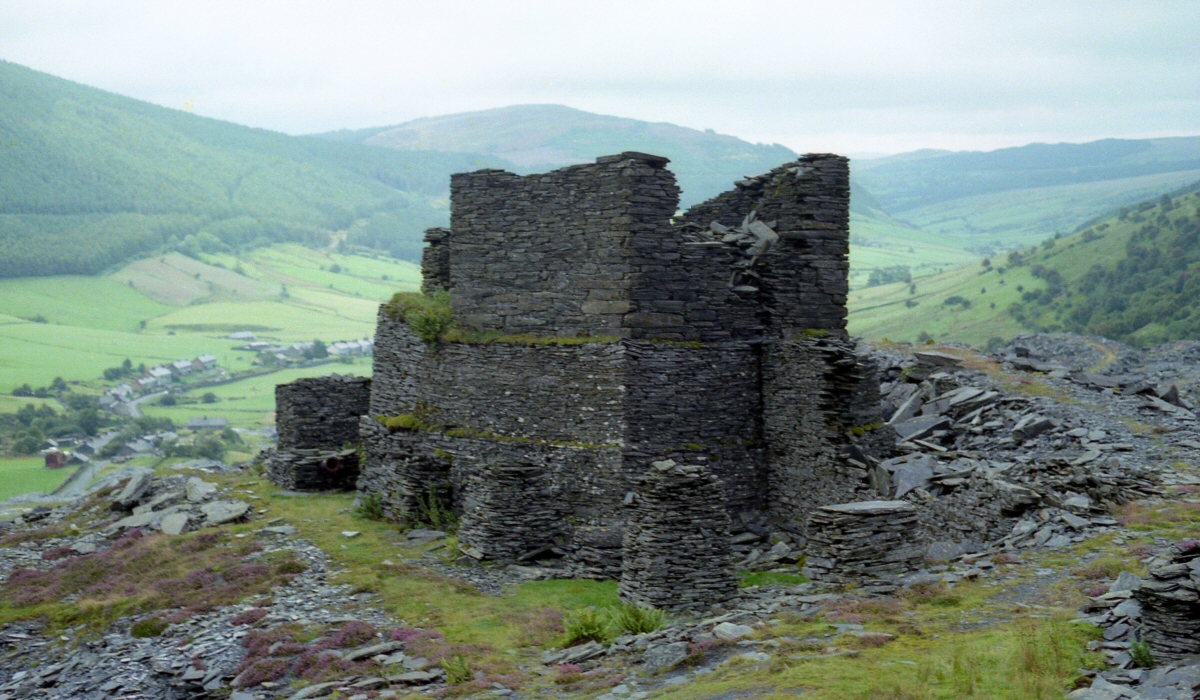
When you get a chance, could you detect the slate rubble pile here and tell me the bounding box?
[1074,542,1200,700]
[803,501,924,587]
[0,469,462,699]
[619,461,738,612]
[867,344,1165,555]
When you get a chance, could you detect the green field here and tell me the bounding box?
[898,168,1200,250]
[0,457,70,500]
[139,358,371,428]
[848,211,980,288]
[0,245,418,394]
[848,259,1033,346]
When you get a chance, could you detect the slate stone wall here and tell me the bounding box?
[458,461,560,562]
[270,375,370,491]
[359,151,878,577]
[803,500,925,586]
[619,461,738,612]
[267,447,360,491]
[275,375,371,451]
[448,153,678,336]
[621,340,766,513]
[369,309,625,445]
[420,227,451,294]
[357,417,627,532]
[677,154,850,338]
[624,224,761,342]
[764,337,873,522]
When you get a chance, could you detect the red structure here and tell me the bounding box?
[44,450,67,469]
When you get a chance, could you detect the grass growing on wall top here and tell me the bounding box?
[384,290,620,346]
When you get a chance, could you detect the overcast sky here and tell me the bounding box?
[2,1,1198,155]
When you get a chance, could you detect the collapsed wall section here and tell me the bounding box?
[763,337,878,521]
[447,153,678,336]
[677,154,850,338]
[420,227,451,294]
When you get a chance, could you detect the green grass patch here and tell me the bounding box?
[0,457,72,500]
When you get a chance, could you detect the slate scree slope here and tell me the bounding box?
[272,152,918,610]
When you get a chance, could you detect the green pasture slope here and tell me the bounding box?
[849,184,1200,347]
[0,457,69,500]
[139,358,371,429]
[0,244,418,393]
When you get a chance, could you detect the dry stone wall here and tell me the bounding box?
[357,417,626,537]
[621,340,766,513]
[803,501,925,585]
[266,447,360,491]
[458,461,560,562]
[448,153,678,336]
[270,375,370,491]
[369,310,625,445]
[358,151,889,582]
[764,337,877,520]
[275,375,371,451]
[420,227,451,294]
[619,461,738,612]
[677,154,850,337]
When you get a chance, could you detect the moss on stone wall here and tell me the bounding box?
[383,290,453,342]
[383,291,619,346]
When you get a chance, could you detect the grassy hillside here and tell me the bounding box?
[0,60,508,275]
[0,244,418,392]
[317,104,799,209]
[848,184,1200,347]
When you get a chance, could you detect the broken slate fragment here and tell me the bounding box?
[111,469,154,510]
[185,477,218,503]
[712,622,754,641]
[891,415,952,442]
[200,500,250,525]
[160,512,190,536]
[642,641,688,672]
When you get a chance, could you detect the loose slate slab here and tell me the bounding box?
[160,512,190,535]
[200,500,250,525]
[185,477,217,503]
[111,469,154,511]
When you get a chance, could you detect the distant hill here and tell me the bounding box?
[848,180,1200,347]
[850,138,1200,253]
[316,104,799,209]
[0,60,510,276]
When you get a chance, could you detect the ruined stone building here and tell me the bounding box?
[351,151,883,588]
